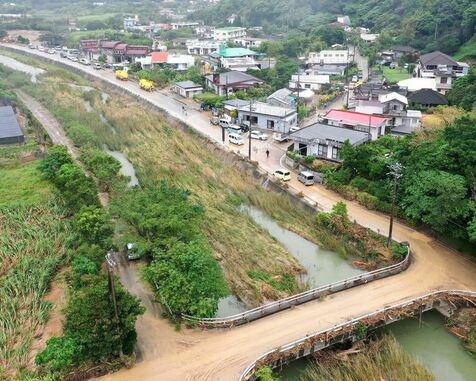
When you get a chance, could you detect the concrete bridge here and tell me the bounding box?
[1,45,476,381]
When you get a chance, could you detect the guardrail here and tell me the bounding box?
[182,246,411,328]
[239,289,476,381]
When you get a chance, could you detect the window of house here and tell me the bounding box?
[305,84,311,89]
[318,144,327,157]
[440,77,447,84]
[331,147,339,160]
[267,120,275,129]
[393,105,398,110]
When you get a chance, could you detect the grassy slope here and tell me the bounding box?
[453,35,476,62]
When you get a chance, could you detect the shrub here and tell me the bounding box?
[74,206,113,248]
[68,122,97,147]
[35,336,82,372]
[356,192,380,210]
[38,145,73,181]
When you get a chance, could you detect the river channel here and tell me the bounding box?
[0,54,45,82]
[279,310,476,381]
[103,146,139,187]
[215,205,364,318]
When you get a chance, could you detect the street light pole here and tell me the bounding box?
[387,163,403,247]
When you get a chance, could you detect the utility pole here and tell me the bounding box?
[106,251,122,355]
[345,41,350,108]
[248,99,253,160]
[387,163,403,247]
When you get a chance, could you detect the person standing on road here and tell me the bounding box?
[266,149,270,159]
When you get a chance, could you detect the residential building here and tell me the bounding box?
[170,22,200,30]
[311,64,346,76]
[223,99,250,115]
[307,50,350,65]
[204,71,264,96]
[0,106,24,145]
[290,123,369,162]
[398,77,436,92]
[289,73,330,91]
[213,27,247,41]
[415,51,468,94]
[206,44,260,72]
[194,25,216,39]
[174,81,203,98]
[267,89,296,108]
[167,54,195,70]
[80,40,150,63]
[123,16,139,31]
[135,51,195,70]
[360,33,379,43]
[186,40,220,55]
[390,45,417,59]
[237,102,298,133]
[336,15,351,27]
[391,110,422,136]
[355,100,384,114]
[323,109,390,140]
[408,89,448,108]
[233,37,264,48]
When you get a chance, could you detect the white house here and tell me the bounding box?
[174,81,203,98]
[186,40,220,55]
[360,33,379,43]
[398,77,437,92]
[213,27,247,41]
[289,74,330,91]
[290,123,369,162]
[237,102,297,133]
[307,50,350,65]
[355,100,384,114]
[166,54,195,71]
[233,37,264,48]
[170,22,200,30]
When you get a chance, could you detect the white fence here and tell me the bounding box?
[239,289,476,381]
[182,246,411,328]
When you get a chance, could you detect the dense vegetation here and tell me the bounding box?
[193,0,476,54]
[447,66,476,111]
[326,117,476,248]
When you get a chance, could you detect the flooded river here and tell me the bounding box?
[280,310,476,381]
[103,146,139,187]
[0,54,45,82]
[215,205,364,317]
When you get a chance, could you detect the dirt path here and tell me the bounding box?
[16,90,79,160]
[3,46,476,381]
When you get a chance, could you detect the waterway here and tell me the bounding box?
[215,205,364,318]
[0,54,45,83]
[103,146,139,187]
[279,310,476,381]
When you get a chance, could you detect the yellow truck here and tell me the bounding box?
[115,70,128,81]
[139,79,155,92]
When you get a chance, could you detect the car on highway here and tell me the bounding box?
[69,56,79,62]
[47,48,56,54]
[239,122,250,133]
[273,169,291,181]
[93,63,102,70]
[250,130,268,140]
[37,46,46,52]
[28,44,36,49]
[79,58,90,65]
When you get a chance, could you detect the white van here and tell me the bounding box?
[219,118,232,129]
[229,133,244,145]
[298,171,315,186]
[227,124,242,134]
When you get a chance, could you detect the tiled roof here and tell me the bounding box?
[324,109,389,128]
[420,51,458,67]
[291,123,369,145]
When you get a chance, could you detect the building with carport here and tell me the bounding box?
[0,106,24,145]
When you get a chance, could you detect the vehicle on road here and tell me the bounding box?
[37,46,46,52]
[297,171,315,186]
[228,133,244,145]
[93,63,102,70]
[47,49,56,54]
[273,169,291,181]
[125,243,141,261]
[139,78,155,91]
[60,51,67,58]
[227,124,243,134]
[289,126,300,133]
[28,44,36,49]
[250,130,268,140]
[351,75,358,82]
[68,56,79,62]
[79,58,90,65]
[115,70,129,81]
[210,116,220,125]
[239,122,250,133]
[103,63,113,69]
[219,118,232,129]
[273,132,290,142]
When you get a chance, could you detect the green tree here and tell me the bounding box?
[447,68,476,111]
[74,206,113,248]
[35,336,82,372]
[39,145,73,181]
[402,170,469,234]
[145,240,229,317]
[81,148,122,191]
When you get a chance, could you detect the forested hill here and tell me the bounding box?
[192,0,476,54]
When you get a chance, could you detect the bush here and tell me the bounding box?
[38,145,73,181]
[356,192,380,210]
[74,206,114,248]
[36,336,82,372]
[68,122,97,147]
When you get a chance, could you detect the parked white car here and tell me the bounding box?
[228,133,244,145]
[289,126,300,133]
[79,58,90,65]
[250,130,268,140]
[273,169,291,181]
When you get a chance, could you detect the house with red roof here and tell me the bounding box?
[322,109,391,140]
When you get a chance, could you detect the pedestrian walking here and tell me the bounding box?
[266,149,270,159]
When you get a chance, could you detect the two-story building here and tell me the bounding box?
[186,39,220,55]
[307,50,350,65]
[206,44,260,72]
[237,101,297,133]
[213,27,247,41]
[204,71,264,96]
[289,73,330,91]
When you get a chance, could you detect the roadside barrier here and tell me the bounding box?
[182,246,411,328]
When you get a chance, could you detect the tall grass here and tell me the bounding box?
[0,200,70,377]
[299,335,434,381]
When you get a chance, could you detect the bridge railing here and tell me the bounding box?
[182,246,411,328]
[239,289,476,381]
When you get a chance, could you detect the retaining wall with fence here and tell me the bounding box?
[240,289,476,381]
[182,246,411,328]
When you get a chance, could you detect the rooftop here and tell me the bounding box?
[324,109,389,128]
[379,92,408,105]
[215,27,246,32]
[408,89,448,105]
[420,51,459,67]
[205,71,263,86]
[0,106,23,140]
[291,123,369,145]
[238,101,296,117]
[151,51,169,63]
[223,99,250,108]
[175,80,202,89]
[398,77,436,92]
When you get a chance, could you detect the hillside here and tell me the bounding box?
[192,0,476,54]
